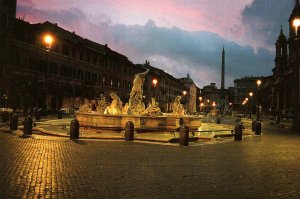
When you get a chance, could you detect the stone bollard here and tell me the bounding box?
[23,115,33,136]
[2,111,9,123]
[251,120,256,132]
[70,118,80,139]
[58,110,63,119]
[179,124,189,146]
[35,109,41,121]
[275,115,280,124]
[234,122,243,141]
[9,112,18,131]
[125,121,134,141]
[255,121,261,135]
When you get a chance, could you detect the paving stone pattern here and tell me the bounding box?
[0,125,300,198]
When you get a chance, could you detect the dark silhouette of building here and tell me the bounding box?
[268,0,300,131]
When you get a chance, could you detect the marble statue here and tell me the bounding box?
[96,94,107,113]
[105,92,123,115]
[172,96,185,116]
[79,99,92,112]
[128,69,149,115]
[143,97,162,117]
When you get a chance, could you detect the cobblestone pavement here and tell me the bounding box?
[1,124,300,198]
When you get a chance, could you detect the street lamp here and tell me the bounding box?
[207,99,210,113]
[199,96,202,112]
[44,34,54,51]
[256,80,261,121]
[182,90,187,112]
[249,92,253,118]
[43,34,54,110]
[293,18,300,35]
[152,78,158,99]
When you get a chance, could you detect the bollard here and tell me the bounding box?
[275,115,280,124]
[255,121,261,135]
[216,117,221,124]
[23,115,33,136]
[58,110,63,119]
[2,111,9,123]
[35,109,41,121]
[251,120,256,132]
[124,121,134,141]
[234,122,243,141]
[10,112,18,131]
[179,124,189,146]
[70,118,80,139]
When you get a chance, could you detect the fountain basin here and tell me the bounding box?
[76,112,201,132]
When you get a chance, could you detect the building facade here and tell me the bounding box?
[233,76,264,114]
[269,0,300,130]
[1,1,198,113]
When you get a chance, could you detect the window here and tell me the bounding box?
[62,45,69,56]
[110,77,114,87]
[0,14,8,28]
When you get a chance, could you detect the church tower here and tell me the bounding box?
[273,26,288,75]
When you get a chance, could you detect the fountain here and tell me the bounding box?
[76,69,201,133]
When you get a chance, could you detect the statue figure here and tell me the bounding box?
[79,99,92,112]
[128,69,149,114]
[96,94,107,113]
[105,92,123,115]
[172,96,185,116]
[143,97,162,117]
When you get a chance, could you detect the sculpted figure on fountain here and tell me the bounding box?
[172,96,185,116]
[96,94,107,114]
[143,97,163,117]
[105,92,123,115]
[79,99,92,112]
[128,68,149,115]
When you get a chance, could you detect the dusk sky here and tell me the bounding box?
[16,0,294,88]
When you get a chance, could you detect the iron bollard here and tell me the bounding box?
[2,111,9,123]
[9,112,18,131]
[35,109,41,121]
[275,115,280,124]
[255,121,261,135]
[251,120,256,132]
[179,124,189,146]
[70,118,80,139]
[23,115,33,136]
[125,121,134,141]
[58,110,63,119]
[216,117,221,124]
[234,122,243,141]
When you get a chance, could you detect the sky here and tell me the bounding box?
[16,0,295,88]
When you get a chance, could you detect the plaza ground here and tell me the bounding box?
[0,115,300,198]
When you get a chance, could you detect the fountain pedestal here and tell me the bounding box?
[76,112,201,133]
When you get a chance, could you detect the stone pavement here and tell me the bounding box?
[0,116,300,198]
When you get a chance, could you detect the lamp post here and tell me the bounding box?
[199,96,202,112]
[43,34,53,109]
[183,90,187,112]
[256,80,261,121]
[292,18,300,131]
[249,92,253,118]
[152,78,158,100]
[206,99,210,113]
